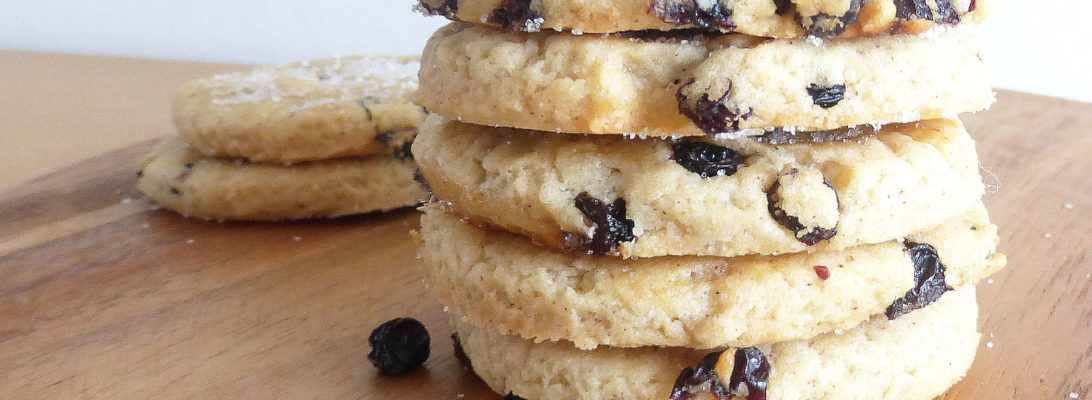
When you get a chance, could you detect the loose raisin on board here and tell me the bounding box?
[672,141,746,178]
[798,0,863,37]
[676,79,753,135]
[885,241,953,319]
[649,0,737,30]
[894,0,960,24]
[569,192,635,256]
[367,318,431,376]
[416,0,459,19]
[766,169,839,245]
[487,0,544,32]
[806,84,846,108]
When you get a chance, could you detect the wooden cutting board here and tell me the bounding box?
[1,84,1090,397]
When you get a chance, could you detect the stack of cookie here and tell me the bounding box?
[413,0,1005,398]
[137,56,430,221]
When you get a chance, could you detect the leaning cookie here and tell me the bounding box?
[421,204,1003,349]
[174,56,425,163]
[416,23,991,136]
[413,116,983,258]
[417,0,987,38]
[137,137,429,221]
[452,286,979,400]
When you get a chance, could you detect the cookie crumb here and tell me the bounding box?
[985,341,994,348]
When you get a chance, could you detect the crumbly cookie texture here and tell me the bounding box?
[174,56,425,163]
[420,205,1003,349]
[412,116,984,258]
[451,286,979,400]
[415,23,992,137]
[415,0,986,38]
[137,137,428,221]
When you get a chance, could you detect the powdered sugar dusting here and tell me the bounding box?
[204,56,420,108]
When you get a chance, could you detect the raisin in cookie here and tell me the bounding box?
[420,205,1003,349]
[412,116,984,258]
[174,56,425,163]
[137,137,428,221]
[416,23,991,137]
[417,0,987,38]
[451,286,979,400]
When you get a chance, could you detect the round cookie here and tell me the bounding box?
[416,0,987,38]
[137,137,429,221]
[413,116,984,258]
[451,286,980,400]
[420,205,1004,349]
[174,56,425,163]
[415,23,992,137]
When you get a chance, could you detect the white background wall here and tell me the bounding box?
[1,0,1088,103]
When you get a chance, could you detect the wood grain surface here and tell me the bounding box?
[1,54,1090,399]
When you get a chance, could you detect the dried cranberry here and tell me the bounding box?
[367,318,431,376]
[451,333,473,371]
[671,347,770,400]
[672,141,746,178]
[766,173,839,246]
[814,265,831,280]
[670,351,729,400]
[773,0,793,15]
[798,0,863,37]
[728,347,770,400]
[968,0,977,12]
[676,79,753,135]
[649,0,737,30]
[503,393,526,400]
[417,0,459,19]
[806,84,845,108]
[894,0,961,24]
[570,192,635,256]
[487,0,543,32]
[885,241,953,319]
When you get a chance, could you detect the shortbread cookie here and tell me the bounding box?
[420,205,1003,349]
[417,0,987,38]
[137,137,428,220]
[413,117,983,258]
[174,56,425,163]
[416,23,991,136]
[452,286,979,400]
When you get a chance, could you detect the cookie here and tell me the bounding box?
[413,116,984,258]
[451,286,979,400]
[416,0,987,38]
[174,56,425,163]
[136,137,428,221]
[415,23,991,137]
[420,204,1003,349]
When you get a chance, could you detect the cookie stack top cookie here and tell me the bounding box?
[414,0,992,137]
